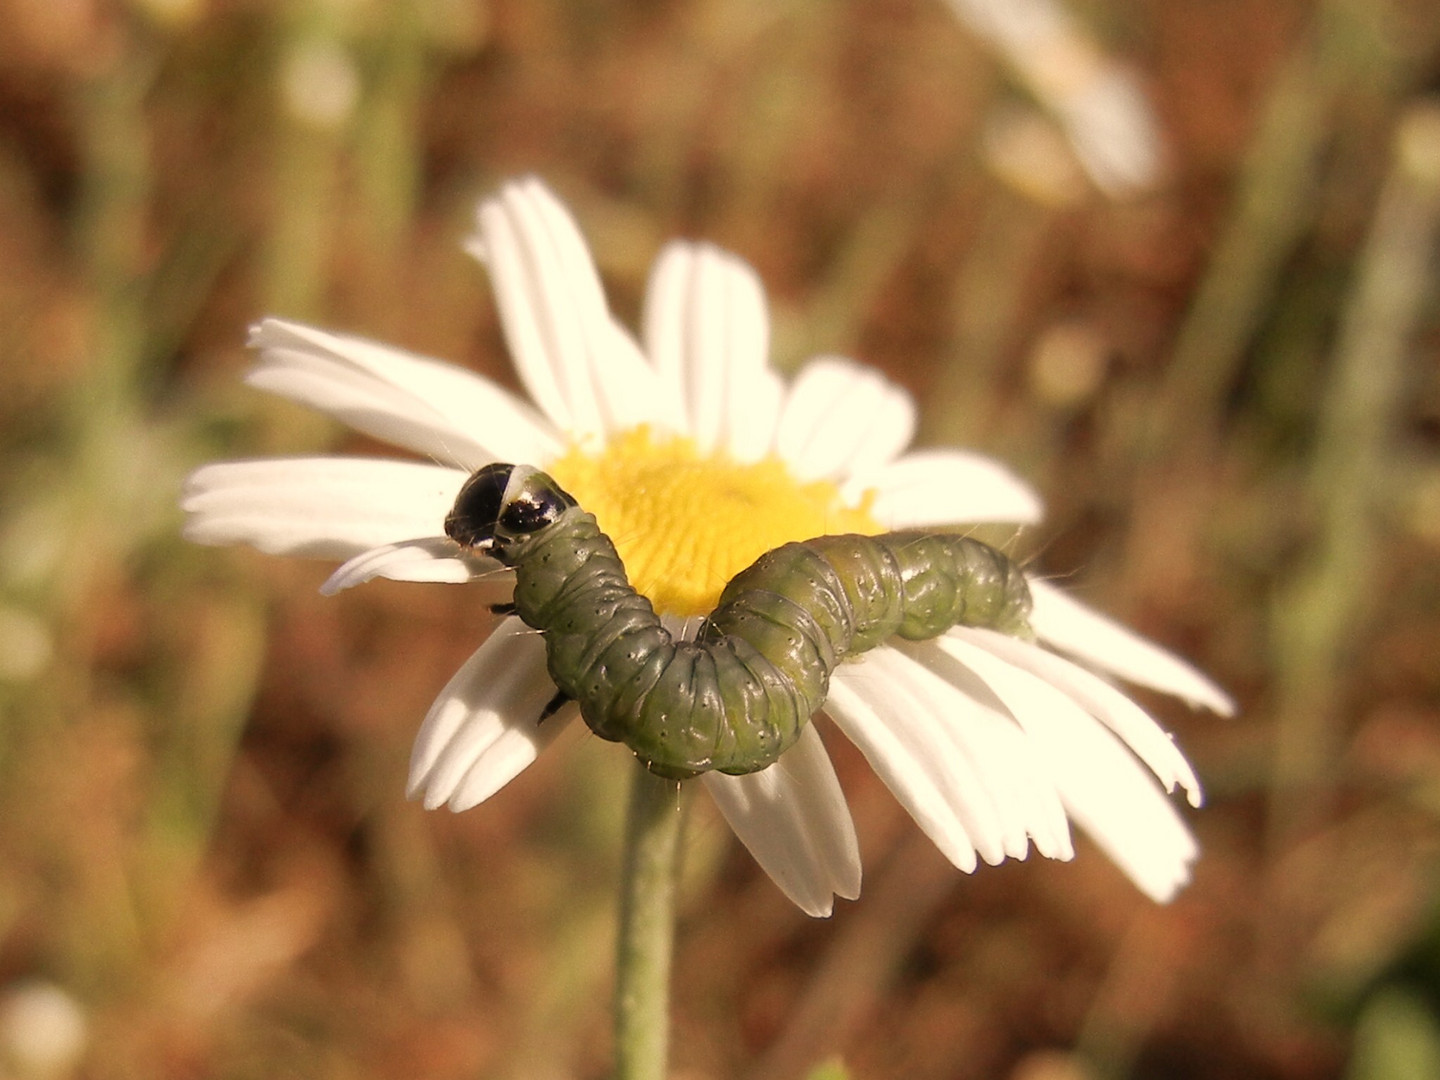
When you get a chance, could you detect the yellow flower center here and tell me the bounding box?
[546,427,880,616]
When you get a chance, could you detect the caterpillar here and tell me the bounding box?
[446,463,1034,781]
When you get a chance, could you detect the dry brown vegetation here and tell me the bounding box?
[1,0,1439,1077]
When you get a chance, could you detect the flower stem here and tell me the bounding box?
[614,762,683,1080]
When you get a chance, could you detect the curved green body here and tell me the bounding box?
[503,510,1032,780]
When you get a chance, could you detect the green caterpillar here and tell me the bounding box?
[446,463,1034,780]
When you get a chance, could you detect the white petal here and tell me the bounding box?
[320,538,502,595]
[675,245,730,451]
[1027,579,1235,715]
[640,242,697,434]
[246,319,559,470]
[468,178,611,443]
[449,700,579,812]
[681,246,736,453]
[775,358,916,481]
[641,242,777,457]
[1054,727,1198,903]
[702,724,861,917]
[180,456,468,559]
[947,627,1203,806]
[942,0,1162,196]
[1053,70,1163,197]
[937,634,1197,902]
[844,449,1044,528]
[407,618,576,811]
[826,661,982,872]
[593,318,671,434]
[729,368,785,465]
[877,643,1074,861]
[469,202,570,432]
[946,0,1067,52]
[711,251,779,463]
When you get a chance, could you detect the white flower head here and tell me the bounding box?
[945,0,1167,196]
[182,176,1232,917]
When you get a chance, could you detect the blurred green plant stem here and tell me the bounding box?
[1269,101,1440,845]
[614,764,684,1080]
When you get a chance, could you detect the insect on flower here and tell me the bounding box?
[182,176,1233,915]
[443,462,1035,780]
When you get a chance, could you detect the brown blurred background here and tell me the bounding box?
[2,0,1439,1076]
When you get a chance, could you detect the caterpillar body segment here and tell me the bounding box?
[445,463,1034,780]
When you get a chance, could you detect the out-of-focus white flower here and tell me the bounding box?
[945,0,1166,196]
[279,38,360,131]
[182,177,1230,916]
[0,981,88,1077]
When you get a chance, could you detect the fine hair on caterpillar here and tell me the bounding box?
[445,463,1034,780]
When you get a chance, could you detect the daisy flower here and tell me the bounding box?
[182,177,1231,917]
[944,0,1166,196]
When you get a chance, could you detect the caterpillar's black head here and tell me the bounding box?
[445,463,577,563]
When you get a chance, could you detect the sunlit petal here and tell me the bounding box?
[846,448,1044,528]
[180,456,467,559]
[938,634,1198,902]
[776,358,916,481]
[407,618,577,811]
[826,663,981,873]
[246,319,558,469]
[593,318,671,434]
[729,368,785,465]
[642,241,778,458]
[468,178,613,442]
[639,242,697,434]
[947,626,1203,806]
[703,724,861,917]
[320,538,502,595]
[1028,579,1235,715]
[879,643,1074,861]
[1053,70,1164,197]
[942,0,1163,196]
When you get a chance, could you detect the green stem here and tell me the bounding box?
[1267,102,1440,847]
[614,762,683,1080]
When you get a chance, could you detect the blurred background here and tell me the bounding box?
[2,0,1439,1076]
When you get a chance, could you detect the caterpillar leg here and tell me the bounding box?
[538,688,572,723]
